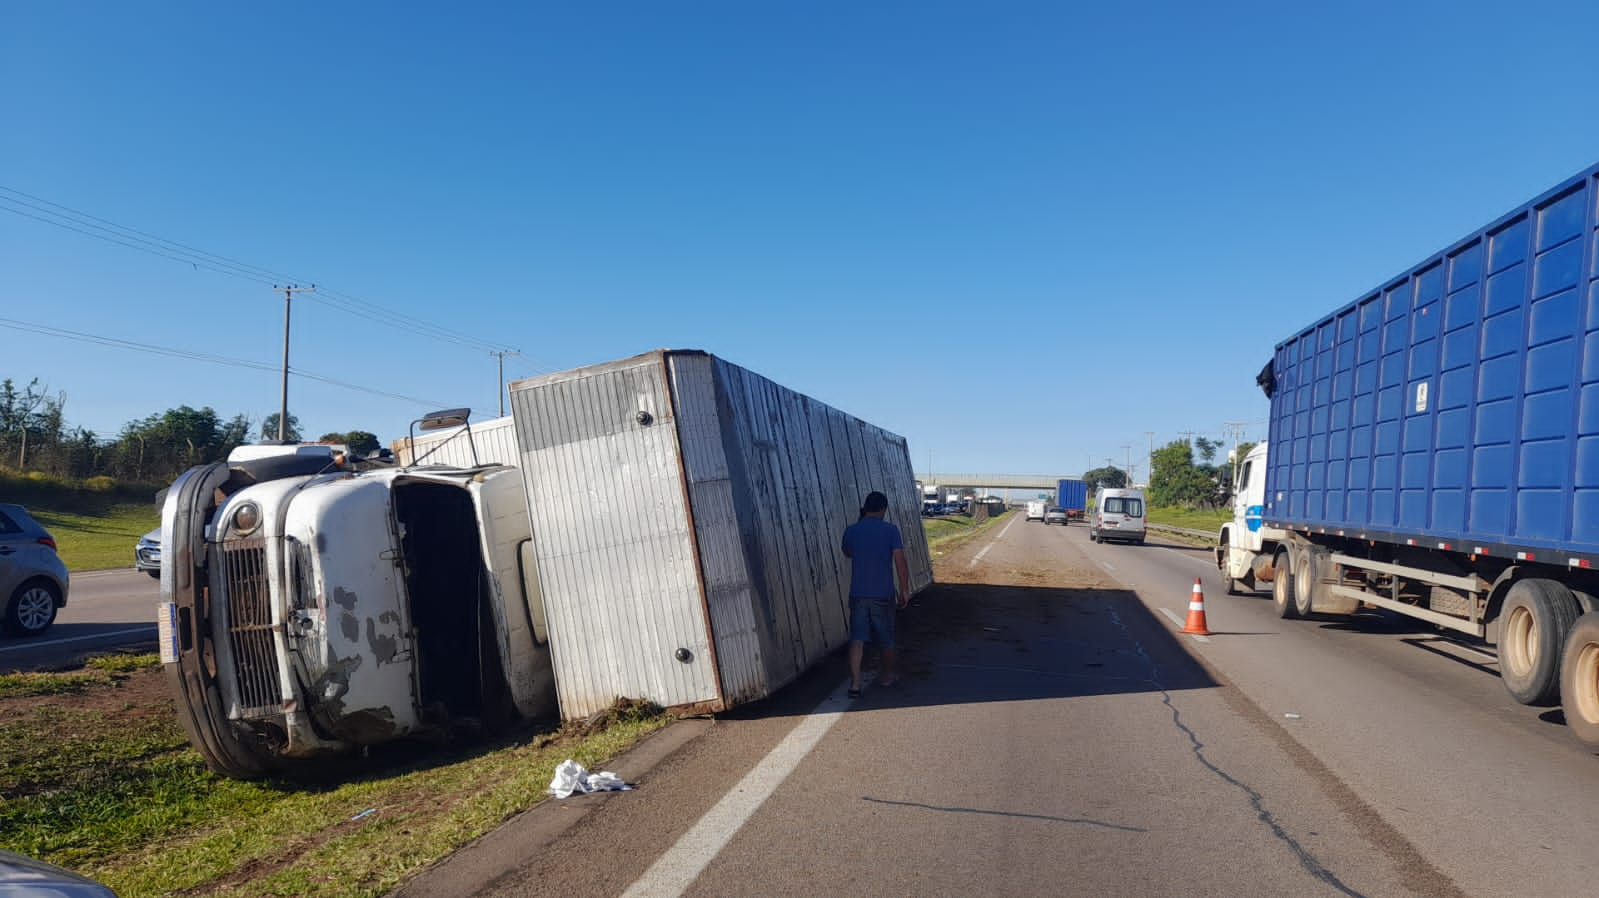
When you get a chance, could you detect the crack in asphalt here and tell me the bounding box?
[1106,607,1370,898]
[860,797,1147,832]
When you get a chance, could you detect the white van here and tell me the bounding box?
[1090,488,1146,545]
[1026,500,1046,522]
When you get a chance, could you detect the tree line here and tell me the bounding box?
[1147,437,1256,509]
[0,377,380,486]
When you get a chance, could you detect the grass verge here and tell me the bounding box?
[0,653,673,898]
[28,504,160,572]
[0,468,163,572]
[921,510,1010,559]
[1146,507,1229,532]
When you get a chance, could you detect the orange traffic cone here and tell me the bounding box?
[1182,577,1212,636]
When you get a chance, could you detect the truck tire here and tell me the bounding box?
[1272,547,1299,619]
[1500,579,1580,706]
[1292,546,1325,618]
[1561,612,1599,750]
[1218,535,1241,596]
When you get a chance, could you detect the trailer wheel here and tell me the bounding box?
[1560,612,1599,750]
[1272,547,1299,619]
[1500,579,1580,706]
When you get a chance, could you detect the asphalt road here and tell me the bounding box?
[0,567,160,670]
[396,515,1599,898]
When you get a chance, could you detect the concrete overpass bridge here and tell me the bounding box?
[913,472,1085,500]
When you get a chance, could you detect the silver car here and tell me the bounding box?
[0,503,70,636]
[0,849,117,896]
[135,528,162,578]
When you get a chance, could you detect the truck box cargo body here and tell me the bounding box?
[508,350,933,720]
[1265,162,1599,561]
[1219,161,1599,750]
[391,415,517,467]
[1056,479,1087,521]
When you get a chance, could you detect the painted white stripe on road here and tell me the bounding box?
[0,625,155,654]
[1157,607,1211,643]
[619,686,852,898]
[967,511,1022,568]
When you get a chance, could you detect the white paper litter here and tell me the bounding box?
[548,759,633,798]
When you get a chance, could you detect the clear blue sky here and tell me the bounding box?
[5,1,1599,481]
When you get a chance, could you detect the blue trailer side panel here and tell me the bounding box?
[1265,163,1599,556]
[1057,479,1087,512]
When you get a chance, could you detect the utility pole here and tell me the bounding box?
[1144,431,1154,487]
[273,284,314,441]
[491,350,522,417]
[1121,445,1132,487]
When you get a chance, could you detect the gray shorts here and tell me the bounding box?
[849,595,896,647]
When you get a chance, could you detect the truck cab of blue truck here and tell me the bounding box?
[1215,161,1599,750]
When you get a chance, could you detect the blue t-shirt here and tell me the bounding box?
[842,516,903,599]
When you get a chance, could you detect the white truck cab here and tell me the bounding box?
[1214,442,1287,593]
[159,453,554,778]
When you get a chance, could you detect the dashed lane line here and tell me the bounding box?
[967,511,1022,568]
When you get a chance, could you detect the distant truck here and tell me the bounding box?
[1056,479,1087,523]
[159,350,933,776]
[1214,161,1599,749]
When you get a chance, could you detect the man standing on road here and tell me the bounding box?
[841,490,910,698]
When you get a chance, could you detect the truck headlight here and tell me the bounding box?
[232,503,262,536]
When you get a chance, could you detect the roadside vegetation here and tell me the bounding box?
[0,467,161,571]
[0,652,673,898]
[1146,506,1228,532]
[922,508,1009,558]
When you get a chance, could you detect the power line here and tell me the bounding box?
[0,316,447,408]
[0,185,534,357]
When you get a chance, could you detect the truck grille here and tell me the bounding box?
[221,538,281,714]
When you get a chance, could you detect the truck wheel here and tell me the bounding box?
[1272,548,1298,619]
[1218,536,1240,595]
[1560,612,1599,750]
[1292,546,1322,618]
[1500,579,1580,706]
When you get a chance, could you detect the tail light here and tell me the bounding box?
[37,536,57,551]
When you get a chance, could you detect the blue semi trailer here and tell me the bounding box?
[1056,479,1087,522]
[1215,161,1599,750]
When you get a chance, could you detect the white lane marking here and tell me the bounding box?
[619,686,852,898]
[0,625,156,654]
[1099,561,1118,572]
[967,512,1022,567]
[1157,607,1211,643]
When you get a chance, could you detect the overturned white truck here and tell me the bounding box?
[161,350,931,777]
[158,446,555,778]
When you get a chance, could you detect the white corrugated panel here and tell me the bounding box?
[510,356,718,720]
[392,416,518,467]
[667,353,766,705]
[509,349,932,719]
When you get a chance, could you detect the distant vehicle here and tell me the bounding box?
[1043,507,1069,525]
[1056,479,1088,522]
[0,848,116,897]
[1091,488,1146,544]
[0,504,70,637]
[135,528,162,578]
[1026,501,1046,521]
